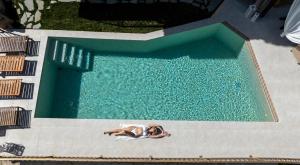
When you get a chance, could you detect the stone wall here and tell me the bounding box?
[13,0,50,28]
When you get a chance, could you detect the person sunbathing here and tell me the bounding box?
[104,124,170,138]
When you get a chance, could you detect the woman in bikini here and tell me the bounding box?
[104,124,170,138]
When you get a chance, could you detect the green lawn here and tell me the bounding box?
[41,2,210,33]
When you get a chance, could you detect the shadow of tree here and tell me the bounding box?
[40,1,222,33]
[78,2,213,28]
[2,0,24,28]
[162,1,294,47]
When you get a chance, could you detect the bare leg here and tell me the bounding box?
[111,130,128,136]
[104,128,124,135]
[112,130,136,137]
[104,126,137,136]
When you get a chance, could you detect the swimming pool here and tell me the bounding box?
[35,23,276,121]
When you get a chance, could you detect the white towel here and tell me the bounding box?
[115,124,148,141]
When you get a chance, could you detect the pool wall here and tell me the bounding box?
[45,22,245,55]
[34,39,58,117]
[216,24,244,53]
[45,23,224,53]
[245,42,278,121]
[238,44,273,120]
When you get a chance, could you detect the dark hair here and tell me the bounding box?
[155,127,163,135]
[147,126,164,135]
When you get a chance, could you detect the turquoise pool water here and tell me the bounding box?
[35,23,275,121]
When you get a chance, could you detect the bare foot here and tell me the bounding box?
[104,132,113,136]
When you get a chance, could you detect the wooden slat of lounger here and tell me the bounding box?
[0,37,10,52]
[0,56,25,71]
[17,36,28,52]
[292,45,300,64]
[0,107,18,126]
[0,79,22,96]
[0,36,27,53]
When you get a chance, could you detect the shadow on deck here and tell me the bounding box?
[26,39,40,56]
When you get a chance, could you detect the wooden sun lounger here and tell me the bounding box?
[0,107,19,126]
[0,55,25,72]
[0,79,22,96]
[0,36,28,53]
[291,45,300,64]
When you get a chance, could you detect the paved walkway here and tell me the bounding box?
[1,0,300,162]
[0,161,277,165]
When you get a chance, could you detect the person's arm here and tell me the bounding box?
[148,124,161,127]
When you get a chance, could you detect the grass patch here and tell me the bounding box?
[41,2,211,33]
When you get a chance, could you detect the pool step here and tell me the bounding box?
[52,40,93,71]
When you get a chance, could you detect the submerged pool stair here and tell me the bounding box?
[51,40,93,71]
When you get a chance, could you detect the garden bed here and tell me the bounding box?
[41,2,213,33]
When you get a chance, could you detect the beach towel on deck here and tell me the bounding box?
[115,124,148,141]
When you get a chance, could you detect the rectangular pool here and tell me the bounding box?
[35,23,276,121]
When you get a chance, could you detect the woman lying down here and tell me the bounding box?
[104,124,171,139]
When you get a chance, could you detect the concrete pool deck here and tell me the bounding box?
[1,0,300,163]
